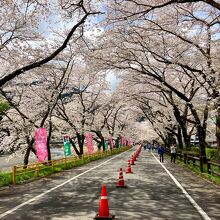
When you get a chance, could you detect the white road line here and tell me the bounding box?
[152,153,211,220]
[0,150,130,219]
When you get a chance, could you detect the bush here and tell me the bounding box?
[206,148,219,161]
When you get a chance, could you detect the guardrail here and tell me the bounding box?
[207,160,220,176]
[176,152,220,176]
[12,147,131,185]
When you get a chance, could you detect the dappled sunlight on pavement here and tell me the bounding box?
[0,147,219,219]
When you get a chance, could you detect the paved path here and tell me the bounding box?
[0,146,219,220]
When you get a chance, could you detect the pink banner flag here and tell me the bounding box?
[85,133,94,154]
[35,128,48,162]
[127,138,133,146]
[120,136,123,146]
[120,136,126,146]
[123,137,127,146]
[108,137,114,149]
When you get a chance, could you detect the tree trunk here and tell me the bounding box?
[23,137,35,167]
[181,124,191,150]
[98,132,105,151]
[23,147,31,168]
[177,126,183,149]
[93,137,102,151]
[188,103,207,161]
[91,130,105,151]
[197,125,207,161]
[216,104,220,163]
[69,137,81,155]
[97,143,102,151]
[173,105,190,149]
[76,132,84,156]
[47,119,52,161]
[115,137,120,148]
[101,137,105,151]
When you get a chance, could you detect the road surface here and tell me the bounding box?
[0,146,219,220]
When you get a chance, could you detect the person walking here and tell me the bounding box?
[158,145,165,163]
[170,143,177,163]
[147,143,152,152]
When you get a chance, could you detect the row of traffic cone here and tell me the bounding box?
[94,144,143,219]
[127,144,142,174]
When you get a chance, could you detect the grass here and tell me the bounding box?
[206,148,220,161]
[173,147,220,186]
[0,146,130,187]
[176,157,220,186]
[0,172,13,187]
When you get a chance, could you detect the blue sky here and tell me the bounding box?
[106,72,121,91]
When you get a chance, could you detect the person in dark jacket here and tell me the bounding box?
[158,145,165,163]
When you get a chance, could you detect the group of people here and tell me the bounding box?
[157,143,177,163]
[143,142,158,152]
[144,141,177,163]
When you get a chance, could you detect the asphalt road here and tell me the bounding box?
[0,146,219,220]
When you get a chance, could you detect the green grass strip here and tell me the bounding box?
[0,146,131,187]
[175,157,220,186]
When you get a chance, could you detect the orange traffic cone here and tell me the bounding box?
[94,184,115,219]
[130,157,135,165]
[133,153,137,161]
[126,160,133,174]
[116,168,127,188]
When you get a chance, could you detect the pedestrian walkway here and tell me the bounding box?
[159,153,220,220]
[0,147,219,220]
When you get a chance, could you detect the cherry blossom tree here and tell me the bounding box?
[0,0,100,87]
[0,0,105,163]
[0,59,73,165]
[88,0,220,160]
[52,54,110,155]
